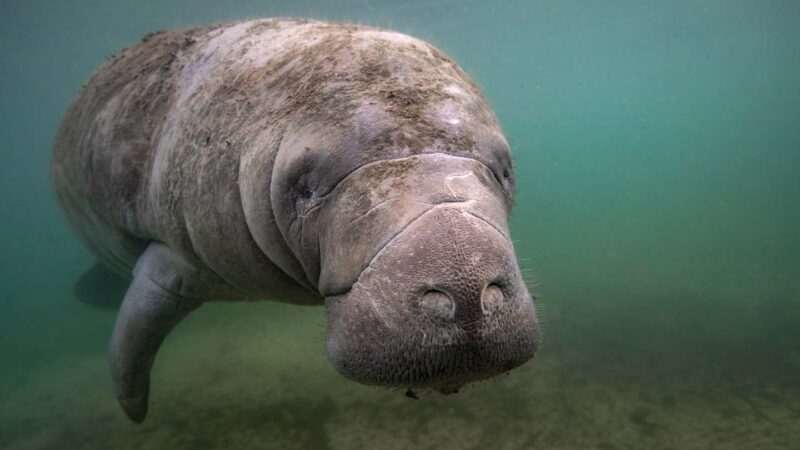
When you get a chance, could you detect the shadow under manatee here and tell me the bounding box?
[155,393,338,450]
[72,263,130,310]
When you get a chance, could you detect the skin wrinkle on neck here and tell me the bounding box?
[261,127,318,293]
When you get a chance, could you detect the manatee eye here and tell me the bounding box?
[295,185,316,216]
[498,165,514,204]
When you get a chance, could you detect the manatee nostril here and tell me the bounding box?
[420,290,454,320]
[482,284,504,316]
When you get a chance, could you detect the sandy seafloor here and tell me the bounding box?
[2,284,798,449]
[1,0,799,448]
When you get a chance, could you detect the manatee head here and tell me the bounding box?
[243,27,540,392]
[320,151,541,392]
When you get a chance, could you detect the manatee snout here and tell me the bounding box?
[325,198,540,392]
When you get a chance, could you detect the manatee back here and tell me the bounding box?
[51,19,332,299]
[52,25,220,274]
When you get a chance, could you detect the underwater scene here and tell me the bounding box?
[1,0,798,448]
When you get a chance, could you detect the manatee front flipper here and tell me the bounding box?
[109,242,203,423]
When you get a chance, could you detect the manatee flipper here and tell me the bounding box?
[73,263,130,309]
[109,242,203,423]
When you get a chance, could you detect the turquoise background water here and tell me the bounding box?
[1,1,798,448]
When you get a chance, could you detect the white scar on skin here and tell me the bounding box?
[444,83,467,97]
[444,172,477,203]
[435,100,463,127]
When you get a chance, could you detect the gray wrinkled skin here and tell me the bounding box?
[52,18,540,422]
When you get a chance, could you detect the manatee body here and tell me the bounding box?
[52,18,540,423]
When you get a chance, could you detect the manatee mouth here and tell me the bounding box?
[325,288,540,391]
[323,207,540,391]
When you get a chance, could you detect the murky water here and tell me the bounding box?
[1,1,798,448]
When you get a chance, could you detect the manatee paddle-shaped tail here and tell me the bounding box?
[109,242,202,423]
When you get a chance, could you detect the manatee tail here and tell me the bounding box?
[73,263,130,309]
[109,242,202,423]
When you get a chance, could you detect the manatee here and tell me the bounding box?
[52,18,540,423]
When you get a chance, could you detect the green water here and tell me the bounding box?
[1,0,798,448]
